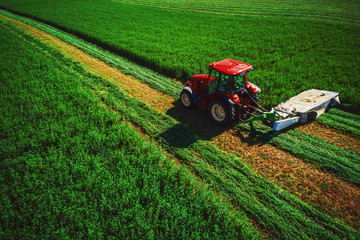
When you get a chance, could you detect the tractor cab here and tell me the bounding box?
[181,59,261,125]
[207,59,260,95]
[207,70,251,94]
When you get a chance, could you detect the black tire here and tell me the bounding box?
[207,100,234,125]
[180,90,194,109]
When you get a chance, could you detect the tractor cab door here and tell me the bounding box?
[207,69,221,93]
[233,74,246,91]
[203,69,218,95]
[207,70,234,94]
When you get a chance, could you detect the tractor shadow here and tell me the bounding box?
[233,122,294,147]
[160,99,232,148]
[161,99,293,149]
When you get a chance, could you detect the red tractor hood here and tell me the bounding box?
[209,59,252,76]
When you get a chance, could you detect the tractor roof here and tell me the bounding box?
[209,59,252,75]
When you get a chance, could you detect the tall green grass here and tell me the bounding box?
[0,21,262,239]
[115,0,360,24]
[0,9,183,99]
[2,11,359,238]
[5,8,357,187]
[0,0,359,108]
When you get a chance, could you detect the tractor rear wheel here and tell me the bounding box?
[208,100,234,125]
[180,90,194,109]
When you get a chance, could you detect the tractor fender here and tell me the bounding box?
[207,92,235,106]
[246,82,261,94]
[182,87,199,105]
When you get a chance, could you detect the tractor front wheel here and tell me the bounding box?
[208,100,233,125]
[180,90,194,109]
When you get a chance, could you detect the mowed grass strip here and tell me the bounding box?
[0,21,264,239]
[3,12,360,234]
[239,122,360,186]
[212,129,360,230]
[317,108,360,137]
[298,122,360,155]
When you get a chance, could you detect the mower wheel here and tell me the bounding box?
[208,100,234,125]
[180,90,194,109]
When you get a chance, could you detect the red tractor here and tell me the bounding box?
[180,59,261,125]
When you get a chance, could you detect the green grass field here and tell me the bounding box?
[0,0,359,109]
[1,0,360,238]
[115,0,360,24]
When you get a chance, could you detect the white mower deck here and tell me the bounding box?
[272,89,340,131]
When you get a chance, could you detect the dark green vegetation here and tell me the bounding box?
[1,14,359,238]
[0,0,360,108]
[116,0,360,24]
[0,9,183,100]
[50,31,359,239]
[0,22,263,239]
[1,0,360,238]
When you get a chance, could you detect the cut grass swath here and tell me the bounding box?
[86,74,358,239]
[317,108,360,137]
[240,122,360,186]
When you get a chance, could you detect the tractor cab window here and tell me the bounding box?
[233,74,245,90]
[207,70,221,92]
[209,69,220,79]
[218,75,233,93]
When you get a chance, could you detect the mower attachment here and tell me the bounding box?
[272,89,340,131]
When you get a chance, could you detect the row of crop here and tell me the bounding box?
[0,21,262,239]
[0,0,359,108]
[115,0,360,24]
[5,8,358,187]
[317,108,360,137]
